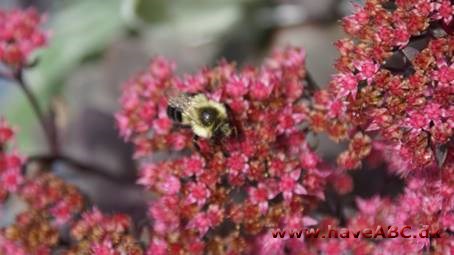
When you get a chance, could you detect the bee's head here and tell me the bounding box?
[199,107,219,127]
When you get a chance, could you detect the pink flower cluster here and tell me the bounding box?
[117,48,333,254]
[0,118,24,203]
[0,120,139,254]
[68,208,142,255]
[0,8,47,67]
[318,0,454,172]
[277,0,454,254]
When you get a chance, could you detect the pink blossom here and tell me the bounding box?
[225,75,249,97]
[183,154,205,177]
[354,60,378,84]
[187,212,212,236]
[249,75,275,100]
[137,164,159,188]
[277,106,304,134]
[168,133,189,150]
[90,240,118,255]
[149,196,180,235]
[0,8,48,66]
[0,234,27,255]
[188,205,223,236]
[185,182,211,206]
[432,0,454,24]
[406,110,430,131]
[50,200,72,225]
[355,196,383,215]
[152,117,172,135]
[279,170,307,202]
[149,56,175,80]
[0,167,23,192]
[157,175,181,195]
[226,152,249,176]
[147,238,168,255]
[432,61,454,87]
[248,183,273,214]
[300,152,319,170]
[393,24,410,47]
[0,119,14,143]
[332,72,359,98]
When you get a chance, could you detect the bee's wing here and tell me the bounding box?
[168,94,204,126]
[168,94,192,110]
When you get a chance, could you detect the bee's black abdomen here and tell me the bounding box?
[167,106,183,122]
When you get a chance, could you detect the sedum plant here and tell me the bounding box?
[0,1,453,254]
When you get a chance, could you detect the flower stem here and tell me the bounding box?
[24,154,128,184]
[305,71,319,95]
[14,69,58,155]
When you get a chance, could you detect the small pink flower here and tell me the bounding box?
[188,212,211,236]
[277,107,296,134]
[226,152,249,176]
[149,56,175,79]
[225,75,249,97]
[137,164,159,188]
[177,72,206,93]
[394,24,410,47]
[187,205,223,236]
[115,114,132,140]
[424,103,443,124]
[432,61,454,87]
[300,152,319,170]
[185,182,211,206]
[355,196,383,215]
[256,232,286,255]
[375,26,394,45]
[354,60,378,84]
[327,99,346,118]
[334,39,354,56]
[157,175,181,195]
[0,8,48,66]
[332,72,358,98]
[168,133,188,150]
[406,111,430,131]
[50,200,72,225]
[249,183,273,214]
[90,240,118,255]
[417,0,433,16]
[249,75,274,100]
[0,168,23,192]
[0,234,27,255]
[183,155,205,177]
[152,117,172,135]
[149,196,180,234]
[268,154,286,177]
[285,78,303,102]
[0,119,13,143]
[432,0,454,24]
[147,238,168,255]
[279,170,307,202]
[206,205,223,227]
[342,5,369,35]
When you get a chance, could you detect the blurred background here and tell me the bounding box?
[1,0,381,225]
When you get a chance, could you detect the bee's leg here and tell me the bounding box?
[192,135,201,152]
[224,104,241,139]
[231,126,238,138]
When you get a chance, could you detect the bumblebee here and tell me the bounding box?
[167,93,236,142]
